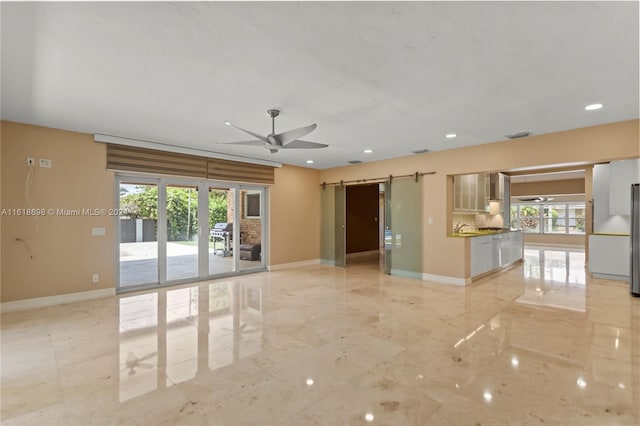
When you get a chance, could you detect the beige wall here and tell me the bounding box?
[1,121,116,302]
[2,119,638,299]
[511,178,585,197]
[1,121,321,302]
[320,119,639,279]
[268,164,321,265]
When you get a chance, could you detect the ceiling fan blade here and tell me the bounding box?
[273,123,317,145]
[218,140,266,147]
[282,139,328,149]
[225,121,268,142]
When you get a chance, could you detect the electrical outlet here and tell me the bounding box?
[92,274,99,283]
[39,158,52,168]
[27,157,34,166]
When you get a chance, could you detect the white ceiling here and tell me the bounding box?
[2,1,638,169]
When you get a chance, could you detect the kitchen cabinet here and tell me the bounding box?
[501,231,523,265]
[589,234,630,280]
[470,231,523,277]
[471,235,493,275]
[609,159,640,215]
[454,173,487,212]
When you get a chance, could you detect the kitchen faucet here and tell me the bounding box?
[453,223,467,233]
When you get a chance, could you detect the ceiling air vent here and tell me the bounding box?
[347,160,362,164]
[505,131,532,139]
[412,149,430,154]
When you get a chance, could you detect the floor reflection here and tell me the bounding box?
[117,281,263,402]
[519,246,586,311]
[2,245,638,425]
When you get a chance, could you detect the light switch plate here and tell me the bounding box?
[92,227,106,236]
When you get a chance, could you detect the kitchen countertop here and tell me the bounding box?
[449,229,521,238]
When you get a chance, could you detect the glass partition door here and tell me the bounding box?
[319,184,346,267]
[384,178,422,278]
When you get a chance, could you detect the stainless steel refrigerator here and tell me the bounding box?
[632,183,640,296]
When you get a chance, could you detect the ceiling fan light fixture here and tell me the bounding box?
[412,148,430,154]
[506,131,532,139]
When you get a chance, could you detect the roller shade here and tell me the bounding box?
[207,158,274,184]
[107,144,274,184]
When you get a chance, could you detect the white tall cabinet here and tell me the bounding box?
[590,158,640,281]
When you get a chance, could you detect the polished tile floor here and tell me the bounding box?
[2,246,639,425]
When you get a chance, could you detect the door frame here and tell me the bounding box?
[115,174,268,293]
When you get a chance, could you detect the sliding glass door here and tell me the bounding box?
[208,186,235,276]
[384,178,423,278]
[239,187,266,271]
[119,180,159,287]
[117,176,267,292]
[165,184,199,281]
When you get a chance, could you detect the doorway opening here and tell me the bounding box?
[345,183,382,268]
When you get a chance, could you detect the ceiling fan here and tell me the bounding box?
[518,197,554,202]
[220,109,328,154]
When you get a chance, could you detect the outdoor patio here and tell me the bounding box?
[119,242,261,287]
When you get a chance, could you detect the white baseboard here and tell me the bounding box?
[1,288,116,313]
[592,272,629,282]
[422,273,470,286]
[390,269,423,280]
[268,259,321,271]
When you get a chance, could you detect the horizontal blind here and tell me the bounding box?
[207,158,274,184]
[106,144,274,184]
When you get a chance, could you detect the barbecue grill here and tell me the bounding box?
[211,222,233,257]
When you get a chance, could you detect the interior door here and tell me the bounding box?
[384,178,423,278]
[320,185,336,264]
[319,184,346,267]
[334,184,346,267]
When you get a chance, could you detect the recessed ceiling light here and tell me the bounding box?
[446,133,457,139]
[224,121,231,125]
[306,160,314,164]
[364,149,373,154]
[585,103,603,111]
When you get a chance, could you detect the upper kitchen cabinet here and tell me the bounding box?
[609,159,640,215]
[454,173,487,212]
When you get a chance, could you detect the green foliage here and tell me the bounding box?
[166,187,197,241]
[119,186,229,242]
[208,191,228,229]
